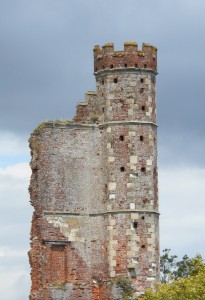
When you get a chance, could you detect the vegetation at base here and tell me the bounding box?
[113,275,134,300]
[139,249,205,300]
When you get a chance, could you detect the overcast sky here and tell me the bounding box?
[0,0,205,299]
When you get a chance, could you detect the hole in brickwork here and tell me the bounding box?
[144,64,147,68]
[141,167,146,172]
[140,135,144,141]
[133,221,138,229]
[130,172,138,178]
[120,167,125,172]
[143,198,148,204]
[114,78,118,83]
[135,63,138,68]
[95,67,98,71]
[140,88,144,93]
[102,79,104,85]
[129,268,136,278]
[141,216,145,220]
[141,245,146,248]
[110,64,114,69]
[103,65,105,69]
[140,78,144,83]
[141,106,145,111]
[124,63,127,67]
[119,135,124,141]
[103,107,105,112]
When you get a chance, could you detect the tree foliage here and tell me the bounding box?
[160,249,204,283]
[139,250,205,300]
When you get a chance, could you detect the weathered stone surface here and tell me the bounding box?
[29,41,160,300]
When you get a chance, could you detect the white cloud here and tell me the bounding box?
[0,161,32,300]
[0,131,28,156]
[0,163,31,209]
[0,269,30,300]
[0,247,27,257]
[0,162,30,178]
[159,167,205,258]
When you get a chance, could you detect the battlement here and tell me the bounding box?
[93,42,157,73]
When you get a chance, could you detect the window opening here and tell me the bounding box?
[114,78,118,83]
[135,63,138,68]
[144,64,147,68]
[141,167,146,172]
[133,221,138,229]
[102,79,104,85]
[119,135,124,141]
[110,64,114,69]
[140,135,144,141]
[120,167,125,172]
[124,63,128,67]
[142,106,145,111]
[140,78,144,83]
[140,88,144,93]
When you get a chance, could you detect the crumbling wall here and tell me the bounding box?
[29,125,111,299]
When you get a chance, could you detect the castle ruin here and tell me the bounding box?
[29,41,160,300]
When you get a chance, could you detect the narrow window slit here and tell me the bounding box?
[133,221,138,229]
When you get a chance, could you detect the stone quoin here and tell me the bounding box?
[29,41,160,300]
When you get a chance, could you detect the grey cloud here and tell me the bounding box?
[1,0,204,134]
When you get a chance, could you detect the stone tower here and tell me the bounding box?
[29,42,159,300]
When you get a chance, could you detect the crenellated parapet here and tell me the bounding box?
[93,42,157,73]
